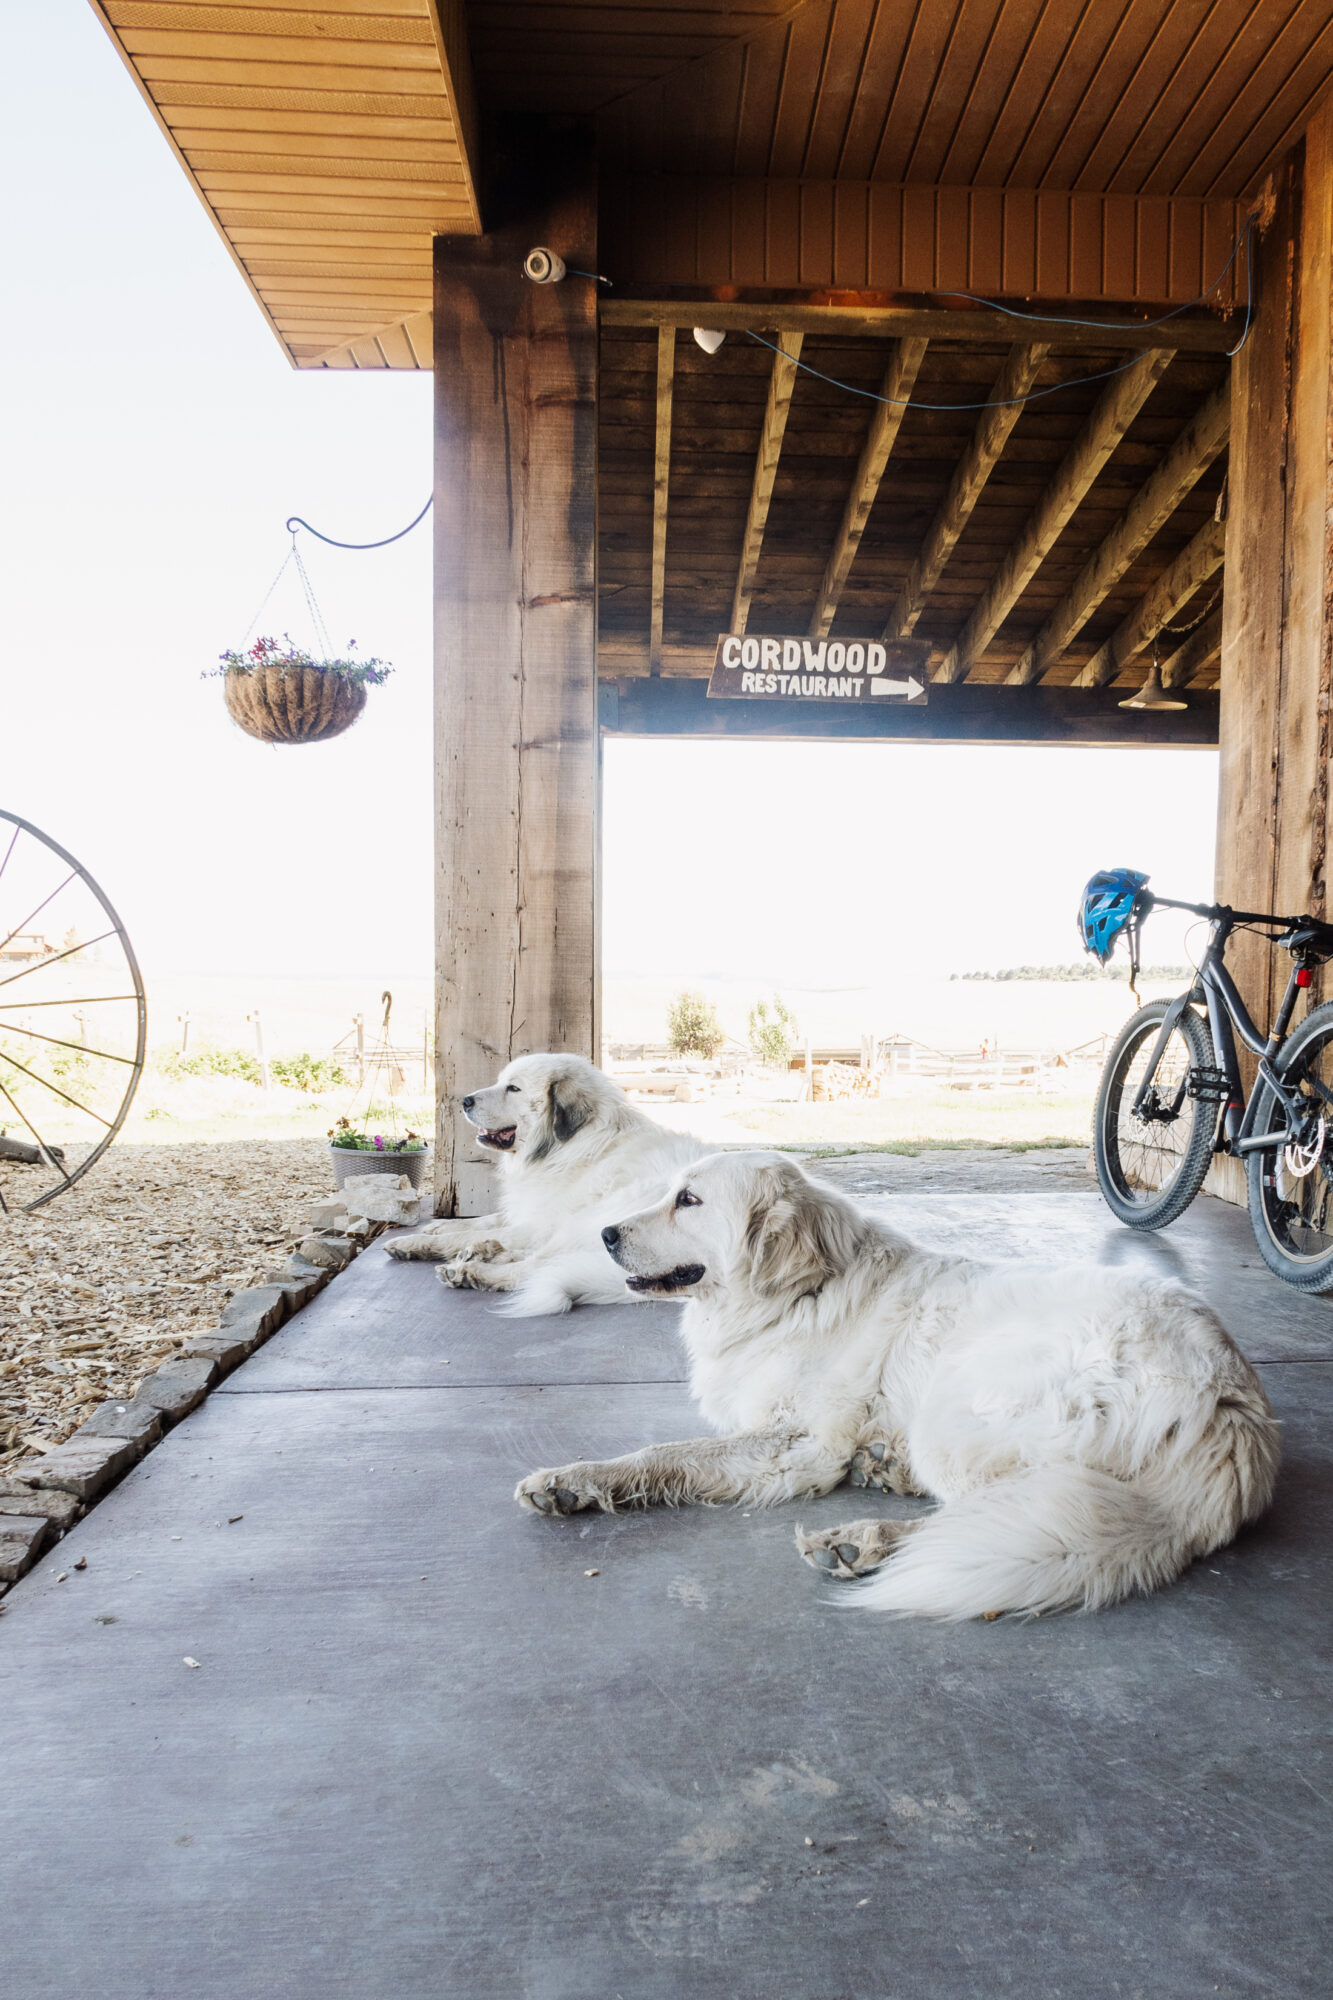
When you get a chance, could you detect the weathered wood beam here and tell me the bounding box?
[648,325,675,674]
[1073,517,1226,688]
[731,332,804,635]
[600,675,1219,747]
[602,299,1238,354]
[433,165,597,1216]
[1016,380,1230,684]
[1160,602,1224,688]
[884,343,1048,643]
[940,348,1174,685]
[808,338,928,640]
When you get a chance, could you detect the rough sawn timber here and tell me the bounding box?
[808,337,928,640]
[1074,516,1226,689]
[885,342,1048,643]
[730,331,804,635]
[942,347,1175,684]
[1015,380,1232,685]
[433,165,598,1216]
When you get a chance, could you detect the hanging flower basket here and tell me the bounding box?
[208,637,392,746]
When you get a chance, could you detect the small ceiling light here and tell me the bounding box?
[1120,657,1187,711]
[693,327,726,354]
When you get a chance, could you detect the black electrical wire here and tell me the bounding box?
[743,215,1255,414]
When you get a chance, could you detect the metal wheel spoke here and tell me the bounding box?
[0,1020,136,1065]
[0,992,139,1009]
[0,869,77,958]
[0,1077,74,1183]
[0,1046,114,1126]
[0,927,119,993]
[0,809,146,1210]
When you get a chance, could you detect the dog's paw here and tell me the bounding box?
[440,1257,481,1289]
[846,1440,924,1497]
[461,1237,505,1264]
[386,1233,440,1263]
[796,1518,910,1579]
[515,1467,605,1516]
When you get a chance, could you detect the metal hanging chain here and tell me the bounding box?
[1160,582,1223,638]
[238,543,297,648]
[291,535,334,658]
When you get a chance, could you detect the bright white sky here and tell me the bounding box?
[3,0,1219,995]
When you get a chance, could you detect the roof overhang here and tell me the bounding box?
[87,0,479,369]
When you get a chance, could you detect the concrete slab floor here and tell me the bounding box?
[0,1155,1330,2000]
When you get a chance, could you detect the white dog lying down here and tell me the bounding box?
[516,1151,1281,1619]
[386,1053,708,1317]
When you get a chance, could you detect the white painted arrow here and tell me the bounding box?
[870,675,924,698]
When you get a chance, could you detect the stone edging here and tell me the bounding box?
[0,1178,418,1597]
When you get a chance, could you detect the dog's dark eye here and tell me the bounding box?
[675,1189,701,1209]
[506,1084,520,1093]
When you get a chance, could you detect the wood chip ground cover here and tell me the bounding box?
[0,1140,328,1472]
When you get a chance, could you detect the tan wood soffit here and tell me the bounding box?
[730,332,804,636]
[87,0,480,367]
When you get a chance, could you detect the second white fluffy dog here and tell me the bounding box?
[516,1150,1281,1618]
[387,1053,708,1316]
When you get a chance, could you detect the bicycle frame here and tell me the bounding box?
[1130,896,1332,1158]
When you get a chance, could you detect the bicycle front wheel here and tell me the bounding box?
[1246,999,1333,1292]
[1093,999,1217,1228]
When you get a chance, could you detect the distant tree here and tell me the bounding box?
[748,993,798,1067]
[667,991,724,1060]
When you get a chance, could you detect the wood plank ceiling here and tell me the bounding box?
[597,314,1230,695]
[87,1,481,368]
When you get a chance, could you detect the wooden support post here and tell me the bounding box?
[433,157,598,1214]
[940,348,1174,684]
[884,343,1048,643]
[1018,381,1231,685]
[649,325,675,673]
[808,338,928,640]
[1073,517,1225,688]
[1210,123,1333,1202]
[731,333,803,635]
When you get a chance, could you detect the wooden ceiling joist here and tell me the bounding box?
[649,326,676,675]
[601,301,1238,355]
[1074,518,1227,689]
[1019,382,1232,685]
[87,0,480,367]
[884,344,1048,644]
[808,338,929,643]
[1161,604,1225,691]
[940,348,1175,685]
[730,332,804,637]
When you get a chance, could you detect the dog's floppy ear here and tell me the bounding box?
[744,1164,859,1302]
[529,1071,595,1160]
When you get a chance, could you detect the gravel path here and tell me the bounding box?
[0,1140,330,1472]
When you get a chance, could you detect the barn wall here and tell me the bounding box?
[1212,110,1333,1203]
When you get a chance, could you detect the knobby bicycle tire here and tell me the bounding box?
[1094,1000,1217,1228]
[1246,998,1333,1292]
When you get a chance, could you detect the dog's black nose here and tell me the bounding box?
[601,1224,621,1250]
[461,1095,475,1113]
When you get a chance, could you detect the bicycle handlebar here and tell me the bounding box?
[1142,890,1333,941]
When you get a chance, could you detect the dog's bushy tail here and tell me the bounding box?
[854,1395,1280,1619]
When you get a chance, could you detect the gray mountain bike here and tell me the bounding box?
[1093,886,1333,1292]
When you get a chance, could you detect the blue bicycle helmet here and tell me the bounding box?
[1078,868,1150,964]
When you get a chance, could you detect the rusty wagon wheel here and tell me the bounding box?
[0,811,146,1212]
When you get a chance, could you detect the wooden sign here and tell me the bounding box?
[708,634,930,703]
